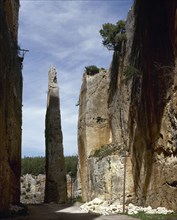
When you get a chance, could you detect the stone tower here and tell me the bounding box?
[45,66,67,203]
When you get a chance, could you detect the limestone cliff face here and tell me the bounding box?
[78,0,177,211]
[78,71,111,201]
[45,67,67,203]
[77,6,135,204]
[78,65,134,203]
[0,0,22,213]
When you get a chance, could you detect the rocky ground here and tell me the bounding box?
[80,198,174,216]
[12,203,140,220]
[17,175,176,220]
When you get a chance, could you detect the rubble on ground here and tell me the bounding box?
[80,198,174,216]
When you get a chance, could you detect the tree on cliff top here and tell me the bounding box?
[99,20,126,52]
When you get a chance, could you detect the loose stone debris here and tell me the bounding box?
[80,198,174,216]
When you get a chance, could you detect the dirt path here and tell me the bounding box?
[13,203,140,220]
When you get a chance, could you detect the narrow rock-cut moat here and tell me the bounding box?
[1,0,177,217]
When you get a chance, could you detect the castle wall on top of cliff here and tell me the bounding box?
[0,0,22,213]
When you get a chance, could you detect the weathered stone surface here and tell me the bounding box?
[128,0,177,210]
[73,165,82,199]
[66,174,75,200]
[77,7,135,204]
[107,0,177,210]
[21,174,45,204]
[0,0,22,213]
[104,0,177,211]
[21,174,79,204]
[45,67,67,203]
[87,152,134,204]
[78,70,111,201]
[77,0,177,212]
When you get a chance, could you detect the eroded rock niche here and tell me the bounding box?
[45,66,67,203]
[0,0,22,213]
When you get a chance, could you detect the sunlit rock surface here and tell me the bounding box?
[77,0,177,211]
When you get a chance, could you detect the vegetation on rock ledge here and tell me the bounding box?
[85,65,100,75]
[90,143,125,160]
[123,65,140,83]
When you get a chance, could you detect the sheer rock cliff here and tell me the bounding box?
[128,0,177,210]
[78,70,111,201]
[78,0,177,211]
[0,0,22,213]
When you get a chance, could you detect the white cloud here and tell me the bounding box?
[19,0,132,157]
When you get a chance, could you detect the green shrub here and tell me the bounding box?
[91,143,120,160]
[85,65,99,75]
[124,65,140,83]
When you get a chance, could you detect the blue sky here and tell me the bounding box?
[19,0,133,157]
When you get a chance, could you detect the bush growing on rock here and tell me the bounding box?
[123,65,140,83]
[85,65,100,75]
